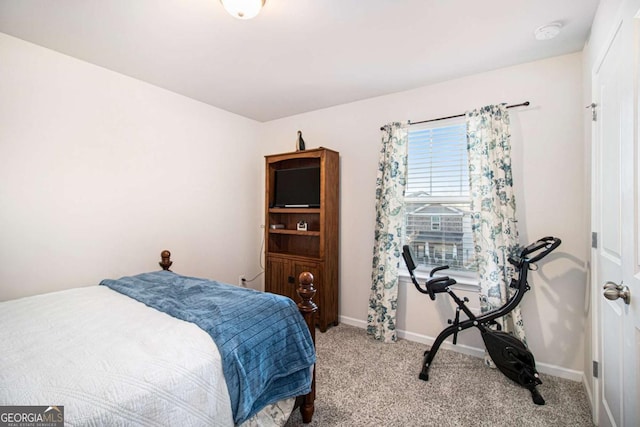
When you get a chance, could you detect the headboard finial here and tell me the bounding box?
[159,250,172,271]
[296,272,317,314]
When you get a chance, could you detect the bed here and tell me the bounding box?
[0,250,317,426]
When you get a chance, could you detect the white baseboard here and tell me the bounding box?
[339,315,584,382]
[338,315,367,329]
[581,371,596,423]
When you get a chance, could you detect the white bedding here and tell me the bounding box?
[0,286,294,426]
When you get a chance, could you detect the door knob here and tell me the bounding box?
[603,281,631,305]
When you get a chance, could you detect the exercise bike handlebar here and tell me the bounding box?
[403,236,561,301]
[429,265,450,277]
[509,236,561,267]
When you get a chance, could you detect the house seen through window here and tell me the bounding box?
[403,119,477,275]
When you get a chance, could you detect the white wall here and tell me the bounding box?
[261,52,588,375]
[0,33,265,300]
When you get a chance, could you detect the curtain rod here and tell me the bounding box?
[379,101,530,131]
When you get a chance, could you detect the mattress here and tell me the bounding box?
[0,286,294,426]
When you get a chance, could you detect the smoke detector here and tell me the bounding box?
[534,22,563,40]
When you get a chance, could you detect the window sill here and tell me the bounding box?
[398,268,480,292]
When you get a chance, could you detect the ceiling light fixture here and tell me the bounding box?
[220,0,266,20]
[534,22,563,40]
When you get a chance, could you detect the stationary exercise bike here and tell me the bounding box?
[402,236,561,405]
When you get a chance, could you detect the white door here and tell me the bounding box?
[592,11,640,427]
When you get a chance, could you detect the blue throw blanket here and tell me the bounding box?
[100,271,315,424]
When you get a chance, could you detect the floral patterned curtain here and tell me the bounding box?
[466,104,526,351]
[367,122,408,343]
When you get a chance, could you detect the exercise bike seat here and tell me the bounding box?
[426,276,456,300]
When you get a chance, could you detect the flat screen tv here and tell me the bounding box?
[273,166,320,208]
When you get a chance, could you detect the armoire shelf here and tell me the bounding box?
[269,229,321,236]
[264,147,339,332]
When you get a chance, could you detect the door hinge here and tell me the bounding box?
[592,232,598,249]
[593,360,599,378]
[586,103,597,121]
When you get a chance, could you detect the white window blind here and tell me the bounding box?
[404,120,477,273]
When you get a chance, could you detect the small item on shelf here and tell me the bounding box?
[270,224,285,229]
[297,221,308,231]
[296,130,306,151]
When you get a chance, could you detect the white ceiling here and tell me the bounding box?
[0,0,599,122]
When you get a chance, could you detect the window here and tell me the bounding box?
[403,119,477,275]
[430,215,441,231]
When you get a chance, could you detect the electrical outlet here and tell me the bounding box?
[239,275,246,287]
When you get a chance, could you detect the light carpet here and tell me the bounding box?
[285,324,593,427]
